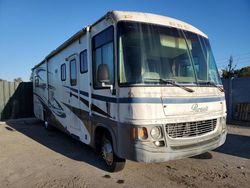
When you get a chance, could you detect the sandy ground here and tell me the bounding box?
[0,118,250,188]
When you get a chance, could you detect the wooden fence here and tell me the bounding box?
[222,77,250,123]
[0,80,20,120]
[0,81,33,120]
[235,103,250,121]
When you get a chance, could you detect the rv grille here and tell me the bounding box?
[165,119,217,139]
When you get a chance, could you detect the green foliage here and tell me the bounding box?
[221,56,250,78]
[222,66,250,78]
[221,56,236,78]
[237,66,250,77]
[222,69,234,78]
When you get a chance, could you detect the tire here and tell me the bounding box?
[101,132,126,172]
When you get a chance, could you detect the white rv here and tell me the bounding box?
[32,11,227,172]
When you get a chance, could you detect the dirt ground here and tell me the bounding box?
[0,118,250,188]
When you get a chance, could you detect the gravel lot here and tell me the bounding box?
[0,118,250,188]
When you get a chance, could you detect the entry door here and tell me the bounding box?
[91,26,117,119]
[67,55,81,131]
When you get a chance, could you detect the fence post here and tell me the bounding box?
[0,81,3,120]
[228,77,234,122]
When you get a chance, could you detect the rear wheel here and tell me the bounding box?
[101,133,126,172]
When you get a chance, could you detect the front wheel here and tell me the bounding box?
[101,133,126,172]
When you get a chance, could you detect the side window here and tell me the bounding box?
[61,63,66,81]
[80,50,88,73]
[92,26,114,88]
[70,59,77,86]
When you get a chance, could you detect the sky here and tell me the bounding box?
[0,0,249,81]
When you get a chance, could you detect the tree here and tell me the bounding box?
[14,77,23,82]
[237,66,250,77]
[222,56,237,78]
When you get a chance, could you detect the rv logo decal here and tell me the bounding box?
[191,103,208,113]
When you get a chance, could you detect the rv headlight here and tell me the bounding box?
[150,126,162,140]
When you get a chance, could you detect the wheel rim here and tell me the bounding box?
[102,138,114,166]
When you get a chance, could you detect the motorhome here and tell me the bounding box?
[32,11,227,172]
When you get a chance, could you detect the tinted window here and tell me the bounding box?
[70,59,77,86]
[80,50,88,73]
[61,63,66,81]
[92,26,114,88]
[93,27,113,49]
[118,21,195,85]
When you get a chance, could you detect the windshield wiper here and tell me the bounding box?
[199,81,224,92]
[159,79,194,93]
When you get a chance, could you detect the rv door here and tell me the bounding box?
[66,55,81,131]
[91,26,116,118]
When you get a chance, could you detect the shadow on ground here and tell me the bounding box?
[5,118,250,173]
[5,119,108,171]
[215,133,250,159]
[191,152,213,159]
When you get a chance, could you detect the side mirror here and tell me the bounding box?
[97,64,115,94]
[97,64,110,84]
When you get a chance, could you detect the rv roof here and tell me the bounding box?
[32,10,208,70]
[111,11,207,38]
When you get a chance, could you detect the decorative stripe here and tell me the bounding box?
[69,91,111,118]
[34,93,66,118]
[64,85,89,97]
[92,96,225,104]
[91,94,117,103]
[80,90,89,97]
[63,86,78,94]
[64,86,225,104]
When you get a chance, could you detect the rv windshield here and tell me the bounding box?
[117,21,222,86]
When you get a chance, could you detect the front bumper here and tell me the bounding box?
[117,119,227,163]
[130,131,226,163]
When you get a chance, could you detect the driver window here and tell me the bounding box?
[92,26,114,88]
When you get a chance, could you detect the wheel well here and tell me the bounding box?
[94,126,112,153]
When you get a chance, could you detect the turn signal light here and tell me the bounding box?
[132,127,148,140]
[139,127,148,140]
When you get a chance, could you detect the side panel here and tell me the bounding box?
[33,63,48,121]
[33,18,120,151]
[48,36,91,144]
[32,34,91,144]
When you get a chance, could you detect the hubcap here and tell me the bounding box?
[102,139,113,166]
